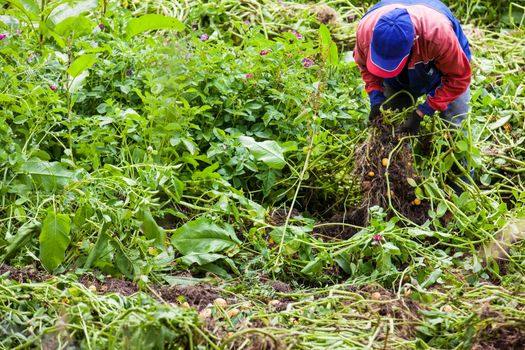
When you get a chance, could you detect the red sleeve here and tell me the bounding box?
[426,32,471,112]
[353,30,384,94]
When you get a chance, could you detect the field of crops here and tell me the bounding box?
[0,0,524,349]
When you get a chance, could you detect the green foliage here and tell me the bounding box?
[0,1,524,348]
[39,211,71,271]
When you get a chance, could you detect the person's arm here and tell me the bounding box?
[353,31,386,107]
[418,28,471,116]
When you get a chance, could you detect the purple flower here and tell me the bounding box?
[0,34,7,41]
[291,30,303,40]
[200,33,209,41]
[260,49,271,56]
[244,20,251,26]
[98,23,105,30]
[126,69,133,77]
[372,234,383,242]
[246,73,254,79]
[302,57,314,68]
[49,85,57,91]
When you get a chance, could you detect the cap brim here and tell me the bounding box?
[367,50,409,79]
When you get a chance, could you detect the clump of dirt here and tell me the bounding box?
[317,119,430,239]
[312,4,339,24]
[268,280,292,293]
[79,274,138,295]
[157,284,221,310]
[473,322,525,350]
[0,263,50,283]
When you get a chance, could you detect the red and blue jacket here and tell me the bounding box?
[354,0,471,115]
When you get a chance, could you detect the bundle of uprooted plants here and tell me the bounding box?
[351,108,430,227]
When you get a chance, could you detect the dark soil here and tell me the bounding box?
[474,322,525,350]
[0,263,50,283]
[157,284,220,310]
[1,264,220,311]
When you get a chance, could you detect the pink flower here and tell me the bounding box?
[246,73,254,79]
[372,234,383,242]
[200,33,209,41]
[0,34,7,41]
[49,85,57,91]
[291,30,303,40]
[302,57,314,68]
[260,49,271,56]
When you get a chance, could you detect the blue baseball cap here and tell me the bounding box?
[367,8,415,78]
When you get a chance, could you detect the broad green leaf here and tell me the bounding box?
[200,262,231,279]
[319,24,331,58]
[334,254,352,274]
[179,253,224,266]
[0,15,20,29]
[125,14,185,38]
[39,212,71,271]
[54,15,94,38]
[406,177,417,187]
[239,136,286,170]
[84,228,110,269]
[110,238,138,279]
[48,0,98,26]
[329,41,339,65]
[20,158,76,191]
[301,258,323,275]
[67,54,98,78]
[382,242,401,255]
[3,221,40,261]
[9,0,39,17]
[421,268,442,288]
[171,217,240,255]
[140,207,166,249]
[488,114,512,130]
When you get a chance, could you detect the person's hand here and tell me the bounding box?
[397,109,423,134]
[368,105,382,123]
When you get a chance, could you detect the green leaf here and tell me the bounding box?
[178,253,224,266]
[319,24,331,59]
[421,268,442,288]
[39,212,71,271]
[125,14,185,38]
[54,15,94,38]
[20,158,76,191]
[480,174,491,186]
[3,221,40,261]
[84,227,110,269]
[239,136,286,170]
[456,140,469,152]
[171,217,240,255]
[9,0,40,18]
[140,207,166,249]
[488,115,512,130]
[67,54,98,78]
[406,177,417,187]
[48,0,98,26]
[382,242,401,255]
[301,258,323,276]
